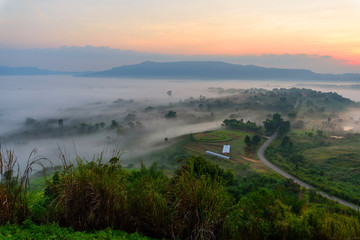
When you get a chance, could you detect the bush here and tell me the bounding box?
[171,163,233,240]
[45,154,128,230]
[126,164,172,238]
[0,219,155,239]
[0,148,45,225]
[3,150,360,240]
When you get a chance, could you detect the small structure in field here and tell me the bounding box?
[205,151,230,160]
[222,145,230,155]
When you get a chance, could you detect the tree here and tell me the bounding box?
[223,119,261,133]
[251,135,261,145]
[124,112,136,122]
[110,120,119,129]
[25,117,36,125]
[58,119,64,127]
[273,113,282,124]
[263,113,290,137]
[244,135,252,147]
[165,110,177,118]
[263,119,277,136]
[263,113,283,136]
[278,121,290,136]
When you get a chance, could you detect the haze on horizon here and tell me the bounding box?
[0,0,360,73]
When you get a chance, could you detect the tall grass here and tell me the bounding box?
[0,147,45,224]
[5,149,360,240]
[46,152,128,230]
[44,154,234,239]
[170,170,232,240]
[126,164,172,238]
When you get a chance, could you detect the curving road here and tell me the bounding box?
[257,132,360,210]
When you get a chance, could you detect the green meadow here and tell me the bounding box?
[266,129,360,204]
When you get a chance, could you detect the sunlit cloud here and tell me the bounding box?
[0,0,359,70]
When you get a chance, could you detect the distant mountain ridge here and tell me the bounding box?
[0,66,74,76]
[80,61,360,81]
[2,62,360,81]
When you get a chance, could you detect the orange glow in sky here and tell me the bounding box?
[0,0,359,69]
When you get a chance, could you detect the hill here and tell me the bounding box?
[81,61,360,81]
[0,66,73,76]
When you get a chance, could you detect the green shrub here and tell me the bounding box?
[0,148,45,225]
[126,164,172,238]
[171,158,233,240]
[46,154,128,230]
[4,149,360,240]
[0,219,155,239]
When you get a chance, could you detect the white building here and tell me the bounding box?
[205,151,230,160]
[222,145,230,155]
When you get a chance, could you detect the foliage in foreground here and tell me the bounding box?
[0,148,45,225]
[2,151,360,240]
[0,219,154,239]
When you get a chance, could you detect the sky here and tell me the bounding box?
[0,0,360,72]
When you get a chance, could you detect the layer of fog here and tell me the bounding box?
[0,75,299,134]
[340,108,360,133]
[1,75,360,169]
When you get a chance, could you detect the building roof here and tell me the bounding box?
[205,151,230,160]
[222,145,230,154]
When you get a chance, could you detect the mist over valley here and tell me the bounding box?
[2,1,360,238]
[1,75,359,170]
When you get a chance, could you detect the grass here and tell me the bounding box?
[125,135,192,171]
[126,129,269,178]
[193,131,234,142]
[0,147,46,225]
[265,129,360,204]
[0,220,155,239]
[301,135,360,201]
[2,143,360,239]
[36,155,238,239]
[184,130,268,174]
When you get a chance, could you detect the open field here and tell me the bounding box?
[183,130,269,175]
[266,129,360,204]
[126,129,270,178]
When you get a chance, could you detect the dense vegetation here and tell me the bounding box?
[263,113,291,136]
[0,220,154,239]
[1,148,360,239]
[223,113,290,137]
[222,118,262,133]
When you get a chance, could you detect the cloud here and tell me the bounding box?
[0,46,360,74]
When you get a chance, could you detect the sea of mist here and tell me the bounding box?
[1,75,360,169]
